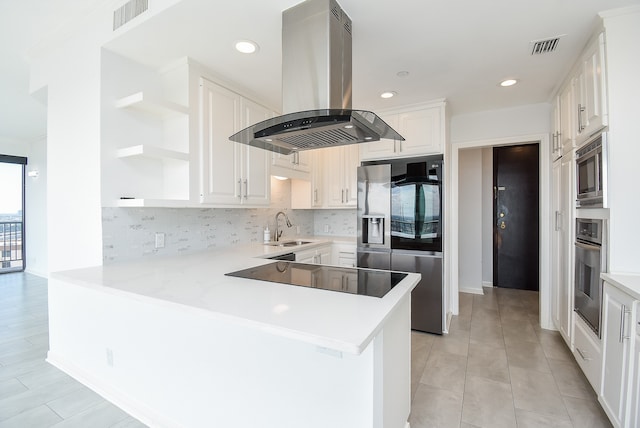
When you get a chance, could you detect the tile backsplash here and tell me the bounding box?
[102,178,357,264]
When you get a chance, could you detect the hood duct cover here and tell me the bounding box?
[229,0,403,154]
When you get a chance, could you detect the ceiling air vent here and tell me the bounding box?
[113,0,149,31]
[530,36,562,55]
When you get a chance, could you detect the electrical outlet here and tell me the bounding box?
[106,348,114,367]
[324,224,329,233]
[155,232,165,249]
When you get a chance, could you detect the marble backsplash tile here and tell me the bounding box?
[102,207,316,263]
[102,178,357,263]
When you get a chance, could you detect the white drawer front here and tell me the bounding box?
[573,315,603,393]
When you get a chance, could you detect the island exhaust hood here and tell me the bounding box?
[229,0,403,155]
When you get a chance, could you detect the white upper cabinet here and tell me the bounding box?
[360,101,445,160]
[291,150,324,209]
[560,80,575,155]
[576,32,608,144]
[271,150,311,180]
[326,144,359,208]
[199,78,270,206]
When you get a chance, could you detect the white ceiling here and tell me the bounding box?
[2,0,639,145]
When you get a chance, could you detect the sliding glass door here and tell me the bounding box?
[0,155,26,273]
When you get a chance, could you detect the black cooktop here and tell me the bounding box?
[225,262,406,298]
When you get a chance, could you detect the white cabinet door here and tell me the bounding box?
[326,145,359,208]
[560,80,575,154]
[359,104,444,160]
[398,107,442,156]
[200,78,271,206]
[551,159,563,332]
[291,151,324,209]
[576,33,607,143]
[359,113,398,159]
[240,98,271,206]
[551,95,562,161]
[332,243,357,267]
[557,154,574,343]
[295,245,331,264]
[200,78,243,205]
[601,283,636,428]
[630,313,640,428]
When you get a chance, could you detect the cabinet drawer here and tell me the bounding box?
[573,314,602,393]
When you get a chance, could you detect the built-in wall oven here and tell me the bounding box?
[576,132,608,207]
[574,218,607,337]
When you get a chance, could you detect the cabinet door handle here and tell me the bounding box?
[243,179,248,199]
[620,305,632,342]
[341,189,345,203]
[576,347,591,361]
[578,104,586,132]
[555,211,561,231]
[345,188,349,202]
[314,189,318,203]
[237,180,242,199]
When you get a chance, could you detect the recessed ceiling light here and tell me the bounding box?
[364,137,373,140]
[500,79,518,87]
[396,71,409,78]
[344,125,354,129]
[380,91,397,99]
[235,40,259,54]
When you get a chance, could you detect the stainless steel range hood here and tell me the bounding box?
[229,0,403,155]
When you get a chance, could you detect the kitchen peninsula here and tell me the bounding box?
[47,241,420,428]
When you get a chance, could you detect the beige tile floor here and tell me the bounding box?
[1,272,612,427]
[409,287,613,428]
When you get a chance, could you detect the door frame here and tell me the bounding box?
[447,133,552,330]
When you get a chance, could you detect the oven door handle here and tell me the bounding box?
[575,241,600,251]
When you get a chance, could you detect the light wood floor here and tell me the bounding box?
[1,272,612,427]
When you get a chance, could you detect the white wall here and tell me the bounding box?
[458,148,483,294]
[447,103,551,327]
[481,147,493,285]
[25,138,48,276]
[601,7,640,273]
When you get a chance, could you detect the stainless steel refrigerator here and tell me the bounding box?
[357,155,443,334]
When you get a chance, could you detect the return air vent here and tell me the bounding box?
[113,0,148,31]
[530,36,563,55]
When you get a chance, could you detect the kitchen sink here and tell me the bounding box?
[266,240,312,247]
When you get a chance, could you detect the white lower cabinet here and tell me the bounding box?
[332,243,357,267]
[600,282,638,428]
[573,314,602,392]
[630,320,640,428]
[326,268,358,293]
[295,245,331,264]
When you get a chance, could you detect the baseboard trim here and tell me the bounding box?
[459,286,484,295]
[482,281,494,288]
[46,351,178,428]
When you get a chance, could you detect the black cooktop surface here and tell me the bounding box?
[225,262,406,298]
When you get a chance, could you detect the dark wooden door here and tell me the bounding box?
[493,144,539,291]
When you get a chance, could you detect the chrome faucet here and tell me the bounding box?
[275,211,293,242]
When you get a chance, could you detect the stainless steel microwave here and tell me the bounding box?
[576,132,608,208]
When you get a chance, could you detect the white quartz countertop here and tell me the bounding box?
[602,272,640,301]
[50,238,418,355]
